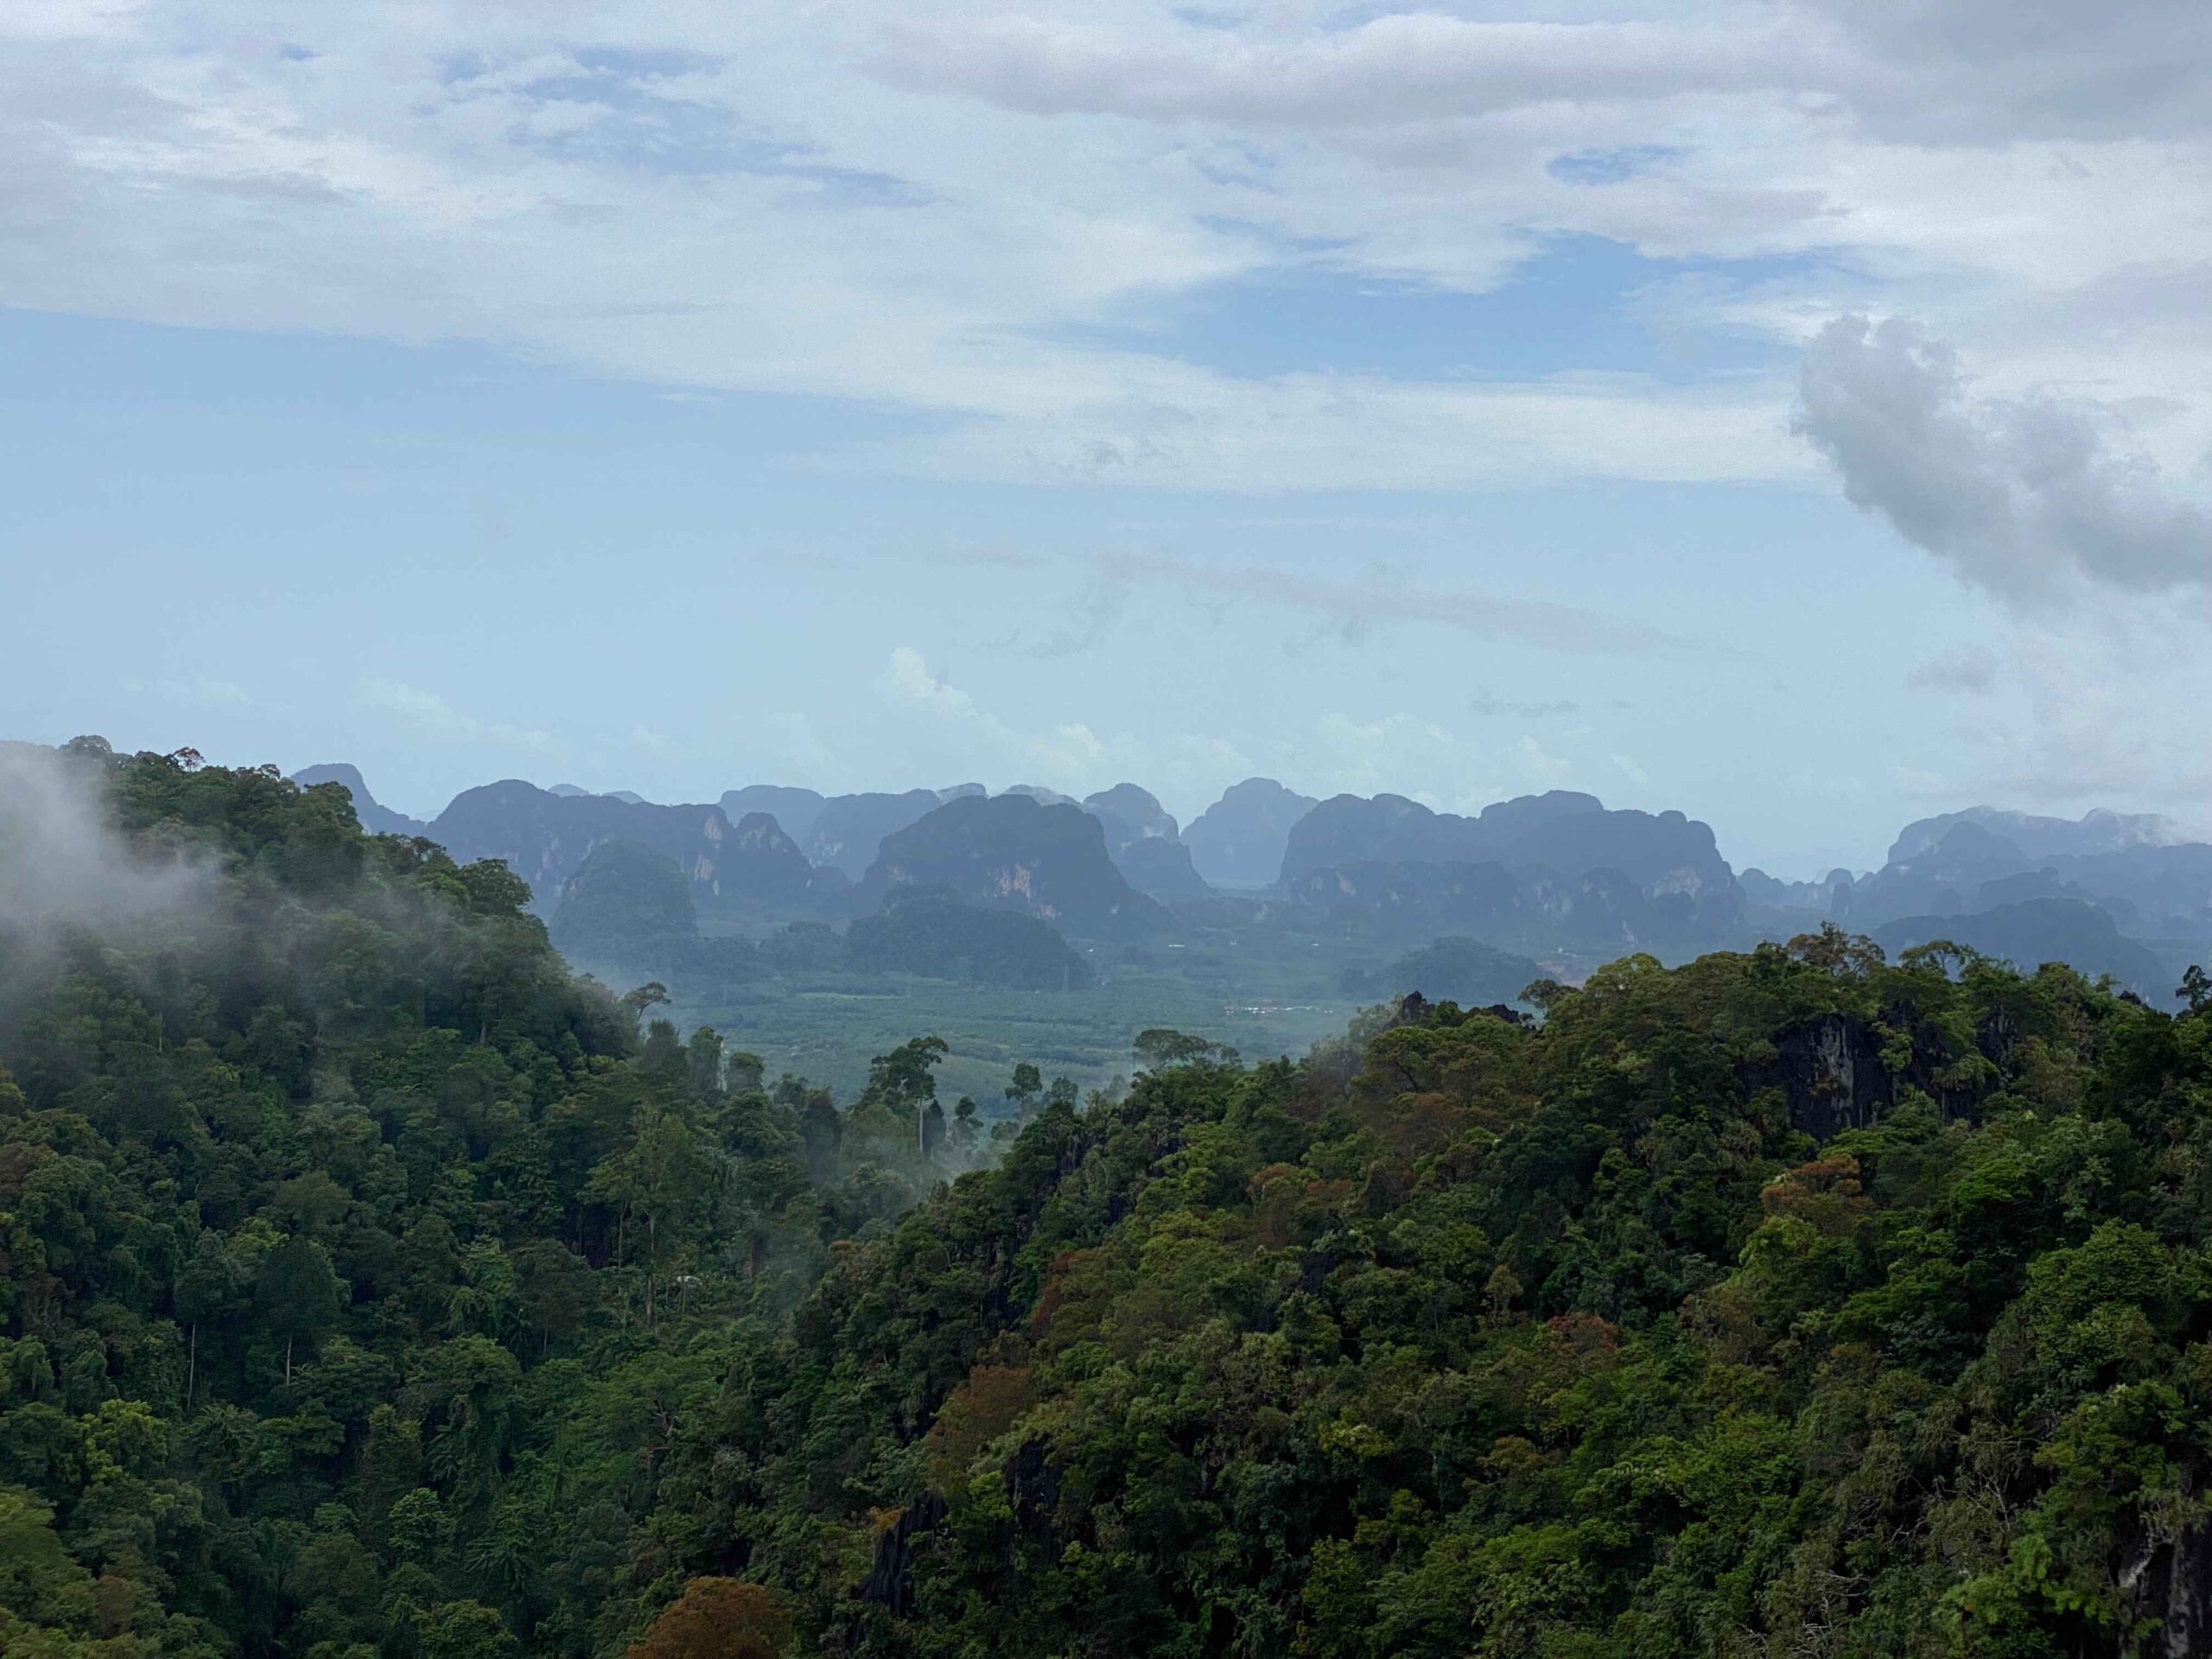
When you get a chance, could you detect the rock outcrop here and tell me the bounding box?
[859,793,1167,938]
[1184,777,1319,889]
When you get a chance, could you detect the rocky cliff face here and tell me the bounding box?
[1745,1006,2018,1140]
[1109,835,1210,901]
[1277,851,1742,947]
[1792,805,2212,943]
[1183,777,1319,888]
[859,793,1167,938]
[430,779,737,903]
[1847,820,2035,918]
[1280,790,1739,906]
[1083,783,1177,844]
[1888,804,2179,865]
[804,789,957,880]
[719,784,828,844]
[724,810,823,906]
[428,783,828,912]
[2121,1520,2212,1659]
[1082,782,1211,901]
[709,784,989,880]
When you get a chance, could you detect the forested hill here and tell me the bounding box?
[10,741,2212,1657]
[670,940,2212,1659]
[0,741,982,1657]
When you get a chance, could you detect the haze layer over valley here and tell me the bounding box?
[251,755,2212,1098]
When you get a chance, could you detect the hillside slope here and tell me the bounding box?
[642,929,2212,1658]
[14,741,2212,1659]
[859,792,1170,938]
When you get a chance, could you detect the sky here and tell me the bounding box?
[3,1,2211,877]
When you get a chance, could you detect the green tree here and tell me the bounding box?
[256,1235,344,1383]
[588,1102,713,1327]
[1133,1027,1236,1071]
[419,1599,521,1659]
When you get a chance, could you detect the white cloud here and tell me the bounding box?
[359,679,468,732]
[874,645,1147,794]
[867,13,1808,130]
[2,1,2206,497]
[861,647,1270,818]
[357,677,557,753]
[1506,734,1573,786]
[1292,715,1598,813]
[1306,710,1471,804]
[1796,315,2212,603]
[1916,625,2212,814]
[758,710,836,778]
[875,3,2212,145]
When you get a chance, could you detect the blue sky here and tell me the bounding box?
[4,1,2211,875]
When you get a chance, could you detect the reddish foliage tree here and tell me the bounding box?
[626,1578,791,1659]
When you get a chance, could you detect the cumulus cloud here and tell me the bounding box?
[868,646,1277,817]
[1293,712,1580,810]
[1804,0,2212,141]
[1795,315,2212,603]
[1964,635,2161,803]
[1506,734,1573,786]
[1,0,2204,499]
[874,645,1133,792]
[868,13,1804,129]
[758,710,836,778]
[876,3,2212,145]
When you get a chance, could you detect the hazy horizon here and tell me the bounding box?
[7,2,2212,876]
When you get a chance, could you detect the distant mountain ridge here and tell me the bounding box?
[1751,810,2212,956]
[858,792,1168,938]
[1278,858,1729,948]
[1869,898,2169,998]
[1081,782,1210,901]
[292,760,2212,996]
[291,764,431,839]
[803,787,985,879]
[430,779,744,902]
[1277,790,1742,940]
[1184,777,1319,887]
[719,785,829,843]
[1887,805,2179,865]
[1281,790,1735,893]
